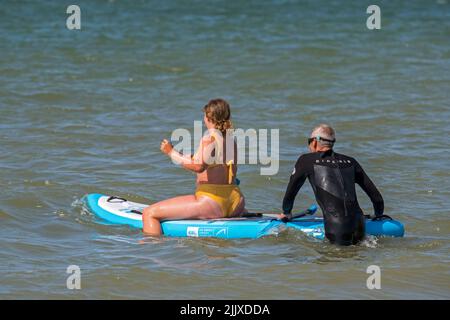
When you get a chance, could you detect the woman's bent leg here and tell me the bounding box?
[142,195,223,236]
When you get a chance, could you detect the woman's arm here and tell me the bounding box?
[160,138,212,173]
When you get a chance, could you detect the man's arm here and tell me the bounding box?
[282,156,309,215]
[354,160,384,216]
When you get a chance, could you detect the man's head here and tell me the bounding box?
[308,124,336,152]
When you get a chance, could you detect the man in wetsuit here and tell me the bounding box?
[280,124,384,245]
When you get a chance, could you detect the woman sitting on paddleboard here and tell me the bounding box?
[142,99,246,236]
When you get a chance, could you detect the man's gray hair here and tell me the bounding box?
[310,124,336,147]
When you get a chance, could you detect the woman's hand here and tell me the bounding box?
[160,139,173,155]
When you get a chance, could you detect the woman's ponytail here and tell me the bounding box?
[203,99,234,134]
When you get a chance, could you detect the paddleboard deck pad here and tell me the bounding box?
[85,193,404,240]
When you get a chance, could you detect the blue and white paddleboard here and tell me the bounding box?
[85,193,404,240]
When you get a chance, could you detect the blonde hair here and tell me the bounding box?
[203,99,233,133]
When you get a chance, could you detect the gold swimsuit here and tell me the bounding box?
[195,182,243,218]
[194,133,243,217]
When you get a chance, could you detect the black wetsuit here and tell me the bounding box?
[282,149,384,245]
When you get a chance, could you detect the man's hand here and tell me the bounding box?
[277,213,292,222]
[160,139,173,155]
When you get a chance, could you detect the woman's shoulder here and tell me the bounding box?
[201,130,226,144]
[200,134,215,145]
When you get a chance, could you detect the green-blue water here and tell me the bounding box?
[0,0,449,299]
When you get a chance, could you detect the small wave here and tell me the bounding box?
[0,208,12,219]
[22,179,52,187]
[70,195,97,227]
[360,236,379,248]
[97,234,147,245]
[71,196,86,210]
[71,196,93,219]
[0,68,23,77]
[25,92,67,102]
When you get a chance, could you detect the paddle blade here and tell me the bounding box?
[308,204,318,214]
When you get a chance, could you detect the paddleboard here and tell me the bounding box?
[85,193,404,240]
